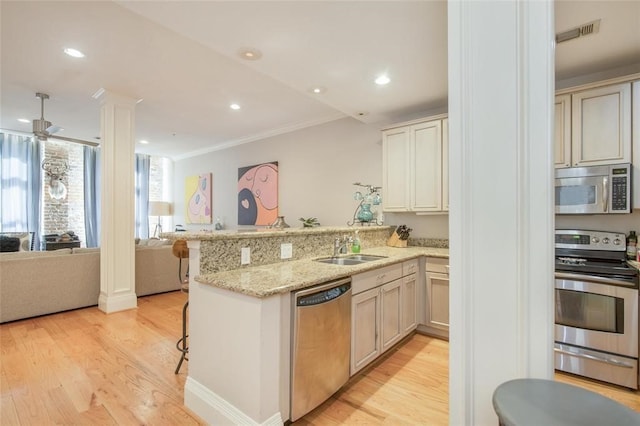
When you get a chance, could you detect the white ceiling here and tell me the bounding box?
[1,1,639,160]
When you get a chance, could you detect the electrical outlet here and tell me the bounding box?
[281,243,293,259]
[241,247,251,265]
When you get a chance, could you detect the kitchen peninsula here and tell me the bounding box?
[163,226,448,425]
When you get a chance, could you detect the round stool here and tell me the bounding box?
[172,240,189,374]
[174,282,189,374]
[492,378,639,426]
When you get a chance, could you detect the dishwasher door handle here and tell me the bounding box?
[297,282,351,307]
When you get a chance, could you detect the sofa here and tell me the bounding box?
[0,243,182,323]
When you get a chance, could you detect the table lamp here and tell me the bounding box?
[149,201,172,238]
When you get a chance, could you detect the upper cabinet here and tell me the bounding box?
[556,82,632,169]
[633,81,640,209]
[554,94,572,168]
[382,116,448,213]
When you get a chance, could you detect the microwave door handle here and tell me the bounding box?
[602,176,608,212]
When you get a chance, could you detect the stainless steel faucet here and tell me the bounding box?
[333,235,352,256]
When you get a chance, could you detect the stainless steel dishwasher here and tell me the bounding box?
[290,277,351,421]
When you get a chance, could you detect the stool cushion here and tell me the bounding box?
[493,378,640,426]
[172,239,189,258]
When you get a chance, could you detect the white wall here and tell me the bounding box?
[173,116,450,238]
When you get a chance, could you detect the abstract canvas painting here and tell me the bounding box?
[185,173,212,224]
[238,161,278,226]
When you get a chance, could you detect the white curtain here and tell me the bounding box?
[0,133,42,248]
[135,154,150,239]
[83,146,101,247]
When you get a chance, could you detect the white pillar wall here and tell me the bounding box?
[448,1,555,425]
[95,89,138,313]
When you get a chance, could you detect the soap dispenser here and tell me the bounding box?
[352,230,361,253]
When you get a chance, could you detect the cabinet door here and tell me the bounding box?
[411,120,442,211]
[382,127,410,211]
[380,278,403,352]
[554,94,571,168]
[571,82,632,167]
[426,272,450,331]
[351,287,381,375]
[442,118,449,211]
[633,81,640,209]
[401,273,417,336]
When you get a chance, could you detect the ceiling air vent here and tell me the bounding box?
[556,19,601,44]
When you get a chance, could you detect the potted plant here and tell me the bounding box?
[299,217,320,228]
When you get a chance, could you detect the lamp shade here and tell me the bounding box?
[149,201,172,216]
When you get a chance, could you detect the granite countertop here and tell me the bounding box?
[161,225,392,241]
[195,245,449,298]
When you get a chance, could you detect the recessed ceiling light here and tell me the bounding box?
[17,118,30,123]
[63,48,85,58]
[309,86,327,94]
[375,75,391,85]
[238,48,262,61]
[230,103,241,110]
[140,140,149,145]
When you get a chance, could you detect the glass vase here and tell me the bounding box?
[357,203,374,222]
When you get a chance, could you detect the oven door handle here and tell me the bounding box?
[554,347,634,369]
[602,176,608,212]
[555,272,636,288]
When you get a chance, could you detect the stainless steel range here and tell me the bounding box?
[554,229,639,389]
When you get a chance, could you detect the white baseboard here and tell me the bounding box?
[97,292,137,313]
[185,377,284,426]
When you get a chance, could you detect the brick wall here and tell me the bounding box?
[41,140,169,246]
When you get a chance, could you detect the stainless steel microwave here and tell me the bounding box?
[555,163,632,214]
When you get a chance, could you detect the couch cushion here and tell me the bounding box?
[138,238,171,247]
[0,248,72,260]
[72,247,100,254]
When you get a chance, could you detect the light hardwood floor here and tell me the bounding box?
[1,291,638,425]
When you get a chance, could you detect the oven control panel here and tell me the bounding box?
[555,229,626,251]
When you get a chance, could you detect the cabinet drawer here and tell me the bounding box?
[402,259,419,276]
[425,257,449,274]
[352,263,403,295]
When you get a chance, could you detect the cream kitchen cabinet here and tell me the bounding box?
[422,257,449,339]
[350,259,420,375]
[554,94,572,168]
[556,82,632,169]
[633,81,640,209]
[380,278,402,352]
[382,115,448,213]
[401,259,418,336]
[351,286,382,374]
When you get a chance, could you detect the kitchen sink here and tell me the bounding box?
[315,257,364,266]
[346,254,387,262]
[314,254,388,266]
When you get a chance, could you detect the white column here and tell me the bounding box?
[448,1,555,425]
[95,89,138,313]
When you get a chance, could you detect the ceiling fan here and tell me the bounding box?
[3,92,98,146]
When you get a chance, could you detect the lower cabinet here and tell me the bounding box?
[352,286,382,373]
[423,257,450,338]
[401,272,417,335]
[351,259,419,375]
[380,278,403,352]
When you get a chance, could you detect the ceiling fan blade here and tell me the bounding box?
[50,134,99,147]
[46,124,63,134]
